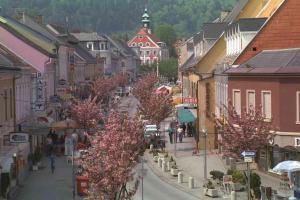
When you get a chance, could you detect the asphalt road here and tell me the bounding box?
[133,162,199,200]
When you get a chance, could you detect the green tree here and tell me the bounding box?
[156,58,178,80]
[154,24,177,57]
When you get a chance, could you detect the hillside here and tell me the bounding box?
[0,0,237,36]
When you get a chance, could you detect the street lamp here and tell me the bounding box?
[201,128,208,180]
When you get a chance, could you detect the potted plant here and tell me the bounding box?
[210,170,224,185]
[232,170,246,191]
[203,180,218,197]
[170,164,178,176]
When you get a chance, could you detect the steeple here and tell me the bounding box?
[141,8,150,29]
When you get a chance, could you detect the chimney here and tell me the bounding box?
[220,10,230,22]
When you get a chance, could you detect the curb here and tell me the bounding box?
[144,151,203,199]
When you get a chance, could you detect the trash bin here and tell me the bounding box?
[76,176,89,196]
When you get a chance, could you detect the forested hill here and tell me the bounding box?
[0,0,237,36]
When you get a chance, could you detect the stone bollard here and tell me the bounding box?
[167,161,171,171]
[188,177,194,189]
[178,172,183,184]
[230,191,236,200]
[162,161,167,172]
[158,158,162,168]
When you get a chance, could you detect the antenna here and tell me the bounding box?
[65,16,69,33]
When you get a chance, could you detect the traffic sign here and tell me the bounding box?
[241,151,256,157]
[244,157,253,163]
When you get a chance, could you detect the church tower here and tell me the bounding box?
[141,8,150,30]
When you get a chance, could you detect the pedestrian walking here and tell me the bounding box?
[177,125,183,143]
[167,126,173,144]
[49,154,55,174]
[182,123,186,137]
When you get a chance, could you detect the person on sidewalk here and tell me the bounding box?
[167,126,173,144]
[177,125,183,143]
[49,153,55,174]
[181,123,186,137]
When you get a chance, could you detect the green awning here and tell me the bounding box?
[177,107,196,123]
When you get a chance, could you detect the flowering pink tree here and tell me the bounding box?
[132,73,158,104]
[92,77,115,103]
[71,96,102,130]
[215,104,275,159]
[81,111,145,200]
[138,94,173,126]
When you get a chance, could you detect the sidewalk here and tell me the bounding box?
[15,156,82,200]
[144,116,283,199]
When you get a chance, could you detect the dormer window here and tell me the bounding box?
[138,42,143,47]
[139,35,143,39]
[87,42,93,50]
[132,43,136,47]
[146,42,150,47]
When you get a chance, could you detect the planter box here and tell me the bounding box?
[153,156,159,162]
[232,183,244,191]
[203,188,218,197]
[170,168,178,176]
[162,157,170,162]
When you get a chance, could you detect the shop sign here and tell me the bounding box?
[9,132,29,143]
[34,73,45,111]
[183,98,197,104]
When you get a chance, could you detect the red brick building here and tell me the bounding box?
[227,48,300,171]
[234,0,300,65]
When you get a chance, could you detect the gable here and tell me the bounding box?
[128,35,159,48]
[234,0,300,64]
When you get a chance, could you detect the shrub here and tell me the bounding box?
[227,169,234,175]
[232,170,246,184]
[203,180,215,189]
[250,172,261,189]
[210,170,224,180]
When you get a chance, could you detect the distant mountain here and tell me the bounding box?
[0,0,237,36]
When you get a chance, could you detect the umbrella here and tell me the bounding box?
[50,119,80,130]
[272,160,300,173]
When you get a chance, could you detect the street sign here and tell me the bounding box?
[9,132,29,143]
[244,157,253,163]
[241,151,256,157]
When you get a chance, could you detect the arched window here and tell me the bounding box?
[146,42,150,47]
[138,42,143,47]
[132,43,136,47]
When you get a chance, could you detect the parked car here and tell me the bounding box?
[114,86,129,97]
[144,125,160,148]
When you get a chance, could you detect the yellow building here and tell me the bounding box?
[185,0,285,150]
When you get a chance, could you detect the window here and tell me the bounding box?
[297,92,300,123]
[246,90,255,112]
[87,42,93,50]
[146,51,150,56]
[101,43,104,50]
[10,88,13,119]
[138,42,143,47]
[233,89,241,116]
[261,91,271,119]
[4,89,8,121]
[146,42,150,47]
[153,51,156,55]
[132,43,136,47]
[206,83,210,117]
[94,42,100,50]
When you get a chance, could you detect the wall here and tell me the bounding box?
[235,0,300,64]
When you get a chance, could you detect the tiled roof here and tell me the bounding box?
[71,32,106,42]
[106,36,138,58]
[180,53,202,72]
[226,18,267,34]
[58,34,96,64]
[19,15,65,45]
[193,32,203,44]
[0,16,57,57]
[226,48,300,75]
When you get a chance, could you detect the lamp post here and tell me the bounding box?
[202,128,208,180]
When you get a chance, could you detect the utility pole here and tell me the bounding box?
[203,128,208,180]
[247,162,251,200]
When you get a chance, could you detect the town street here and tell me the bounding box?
[133,163,199,200]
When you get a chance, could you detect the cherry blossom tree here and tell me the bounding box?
[215,104,275,159]
[81,111,145,200]
[138,94,173,126]
[71,96,102,130]
[92,77,115,103]
[132,73,158,104]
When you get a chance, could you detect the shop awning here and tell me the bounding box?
[177,107,196,123]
